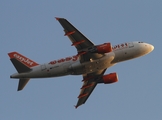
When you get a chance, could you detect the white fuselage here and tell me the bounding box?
[11,41,154,79]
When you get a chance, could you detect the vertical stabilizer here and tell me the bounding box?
[8,52,39,73]
[8,52,39,91]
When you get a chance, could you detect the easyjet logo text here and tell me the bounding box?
[112,43,128,50]
[14,54,33,66]
[49,56,78,65]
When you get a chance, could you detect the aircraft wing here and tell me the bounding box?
[56,17,94,51]
[56,17,103,62]
[75,69,106,108]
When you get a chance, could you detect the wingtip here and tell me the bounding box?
[55,17,60,20]
[74,105,78,109]
[17,88,22,91]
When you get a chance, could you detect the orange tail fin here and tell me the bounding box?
[8,52,39,68]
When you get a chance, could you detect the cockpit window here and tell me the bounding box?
[138,42,143,43]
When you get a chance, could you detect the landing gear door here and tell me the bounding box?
[128,42,134,48]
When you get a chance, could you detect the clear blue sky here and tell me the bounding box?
[1,0,161,119]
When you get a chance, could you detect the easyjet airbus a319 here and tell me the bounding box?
[8,17,154,108]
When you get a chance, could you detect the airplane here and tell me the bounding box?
[8,17,154,108]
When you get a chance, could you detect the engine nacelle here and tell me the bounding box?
[96,43,112,53]
[88,43,112,54]
[98,73,118,84]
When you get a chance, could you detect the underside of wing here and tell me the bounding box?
[56,17,104,63]
[75,69,106,108]
[56,17,94,51]
[56,18,115,108]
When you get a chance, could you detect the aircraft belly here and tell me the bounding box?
[70,52,115,75]
[16,63,70,78]
[69,61,85,75]
[84,56,114,73]
[48,62,71,77]
[112,47,143,63]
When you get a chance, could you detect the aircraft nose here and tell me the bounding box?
[144,43,154,54]
[150,44,154,52]
[138,42,154,56]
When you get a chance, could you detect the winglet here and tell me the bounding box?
[55,17,60,20]
[74,105,78,109]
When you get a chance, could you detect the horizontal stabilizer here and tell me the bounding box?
[18,78,30,91]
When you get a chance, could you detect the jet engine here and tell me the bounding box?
[98,73,118,84]
[88,43,112,54]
